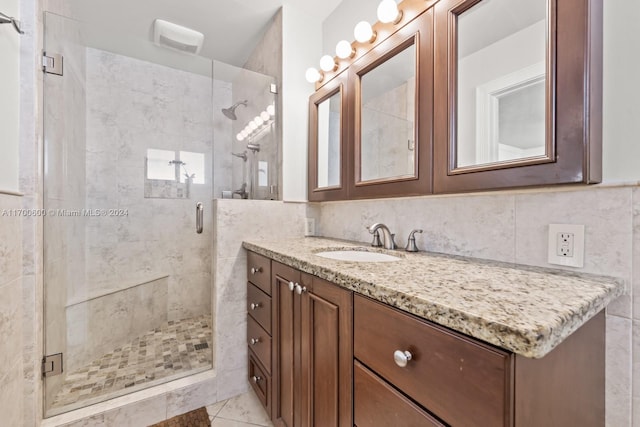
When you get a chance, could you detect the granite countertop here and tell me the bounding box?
[242,237,624,358]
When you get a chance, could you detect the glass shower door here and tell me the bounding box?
[43,12,214,416]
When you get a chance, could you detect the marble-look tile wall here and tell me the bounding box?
[312,184,638,426]
[213,200,306,399]
[42,11,88,402]
[65,47,214,372]
[243,9,283,200]
[0,194,25,427]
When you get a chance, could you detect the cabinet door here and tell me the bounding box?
[272,262,300,427]
[300,276,353,427]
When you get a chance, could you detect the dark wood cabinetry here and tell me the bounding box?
[246,253,273,417]
[271,261,353,427]
[248,251,605,427]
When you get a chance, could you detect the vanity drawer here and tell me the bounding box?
[249,354,270,414]
[247,252,271,295]
[248,316,272,373]
[247,283,272,334]
[355,361,445,427]
[354,295,512,427]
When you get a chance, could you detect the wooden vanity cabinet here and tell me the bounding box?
[354,295,605,427]
[246,252,274,417]
[272,261,353,427]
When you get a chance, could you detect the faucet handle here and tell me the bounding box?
[370,230,383,247]
[405,229,423,252]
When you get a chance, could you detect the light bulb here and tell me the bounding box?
[249,122,257,131]
[261,111,270,121]
[241,130,248,138]
[305,67,323,83]
[354,21,376,43]
[236,133,244,142]
[254,116,264,126]
[377,0,402,24]
[266,104,275,116]
[320,55,337,72]
[336,40,355,59]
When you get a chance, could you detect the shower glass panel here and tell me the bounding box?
[212,61,278,200]
[43,12,214,416]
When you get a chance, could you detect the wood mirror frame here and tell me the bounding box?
[433,0,602,193]
[308,73,349,202]
[349,9,434,199]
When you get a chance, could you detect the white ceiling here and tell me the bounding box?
[65,0,342,67]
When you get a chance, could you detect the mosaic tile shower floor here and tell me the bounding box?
[50,315,213,412]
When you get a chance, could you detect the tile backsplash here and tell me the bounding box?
[313,183,638,426]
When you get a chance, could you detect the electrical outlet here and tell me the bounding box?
[548,224,585,268]
[304,218,316,237]
[557,232,574,257]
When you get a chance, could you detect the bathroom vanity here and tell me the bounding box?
[243,237,623,427]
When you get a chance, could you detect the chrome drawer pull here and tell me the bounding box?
[250,338,261,345]
[393,350,413,368]
[250,302,262,310]
[295,284,307,295]
[251,375,262,383]
[250,266,263,274]
[288,281,295,292]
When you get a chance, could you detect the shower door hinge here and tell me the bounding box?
[42,51,63,76]
[42,353,63,377]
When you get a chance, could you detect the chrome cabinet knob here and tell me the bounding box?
[250,266,263,274]
[393,350,413,368]
[295,284,307,295]
[250,338,261,345]
[251,375,262,383]
[249,302,261,310]
[288,281,295,292]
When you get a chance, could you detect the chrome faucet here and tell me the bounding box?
[367,223,397,250]
[405,229,423,252]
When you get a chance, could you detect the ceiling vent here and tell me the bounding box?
[153,19,204,55]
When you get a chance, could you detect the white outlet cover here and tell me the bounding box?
[304,217,316,237]
[548,224,585,268]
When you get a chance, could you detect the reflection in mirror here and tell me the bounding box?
[456,0,547,168]
[360,42,416,182]
[317,92,341,188]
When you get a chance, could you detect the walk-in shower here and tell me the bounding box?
[42,11,279,417]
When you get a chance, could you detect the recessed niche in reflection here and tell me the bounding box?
[144,149,205,198]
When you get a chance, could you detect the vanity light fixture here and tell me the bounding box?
[335,40,356,59]
[377,0,403,24]
[254,116,264,127]
[267,104,276,117]
[305,67,324,83]
[260,111,270,121]
[354,21,376,43]
[236,133,244,142]
[320,54,338,72]
[248,121,258,131]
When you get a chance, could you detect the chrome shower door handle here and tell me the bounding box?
[196,202,204,234]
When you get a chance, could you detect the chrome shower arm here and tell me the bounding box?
[0,11,24,34]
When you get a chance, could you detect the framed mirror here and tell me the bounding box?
[434,0,602,193]
[308,74,349,201]
[454,0,552,171]
[350,10,433,199]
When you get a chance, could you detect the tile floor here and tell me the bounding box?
[206,391,274,426]
[51,315,213,412]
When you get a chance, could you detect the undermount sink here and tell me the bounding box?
[314,249,401,262]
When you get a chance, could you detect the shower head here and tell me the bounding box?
[221,100,248,120]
